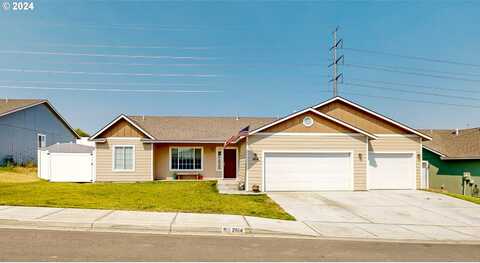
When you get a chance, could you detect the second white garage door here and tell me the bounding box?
[264,152,353,191]
[368,152,416,190]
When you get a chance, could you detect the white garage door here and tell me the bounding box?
[368,152,416,190]
[264,152,352,191]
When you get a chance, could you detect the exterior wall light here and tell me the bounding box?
[252,153,259,161]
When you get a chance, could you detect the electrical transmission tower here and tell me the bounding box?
[329,27,344,97]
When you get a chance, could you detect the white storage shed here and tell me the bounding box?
[38,143,95,182]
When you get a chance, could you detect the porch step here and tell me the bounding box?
[216,180,241,192]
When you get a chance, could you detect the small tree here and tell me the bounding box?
[75,128,90,137]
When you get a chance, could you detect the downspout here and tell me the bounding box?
[245,136,249,192]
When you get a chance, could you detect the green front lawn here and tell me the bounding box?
[0,169,294,220]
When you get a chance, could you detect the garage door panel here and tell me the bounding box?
[265,152,352,191]
[368,152,415,190]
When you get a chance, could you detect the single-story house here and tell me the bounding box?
[0,99,79,165]
[420,128,480,194]
[89,96,431,192]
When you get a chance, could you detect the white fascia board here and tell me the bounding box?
[422,145,446,157]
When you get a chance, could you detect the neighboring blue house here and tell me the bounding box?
[0,99,79,165]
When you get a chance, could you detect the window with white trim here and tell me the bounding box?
[216,147,223,171]
[170,147,202,171]
[37,134,46,148]
[113,146,134,171]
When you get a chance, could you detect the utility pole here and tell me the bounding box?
[329,27,343,97]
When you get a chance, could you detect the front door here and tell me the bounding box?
[223,149,237,179]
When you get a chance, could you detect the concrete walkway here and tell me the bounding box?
[0,204,479,244]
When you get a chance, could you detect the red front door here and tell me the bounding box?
[223,149,237,179]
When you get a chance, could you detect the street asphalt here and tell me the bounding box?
[0,228,479,261]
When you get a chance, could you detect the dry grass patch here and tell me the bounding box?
[0,167,39,183]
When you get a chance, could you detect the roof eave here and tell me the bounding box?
[440,156,480,160]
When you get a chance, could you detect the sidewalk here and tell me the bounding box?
[0,205,478,244]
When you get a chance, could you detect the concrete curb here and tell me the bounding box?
[0,206,479,244]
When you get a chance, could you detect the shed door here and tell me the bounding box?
[264,152,352,191]
[368,152,416,189]
[49,153,93,182]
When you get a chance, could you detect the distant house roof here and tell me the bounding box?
[420,128,480,160]
[128,115,275,142]
[42,143,94,153]
[0,99,46,117]
[0,98,80,139]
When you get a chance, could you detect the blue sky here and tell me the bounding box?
[1,0,479,133]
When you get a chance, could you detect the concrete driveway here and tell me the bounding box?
[268,190,480,241]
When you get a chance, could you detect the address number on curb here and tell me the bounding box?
[222,226,245,234]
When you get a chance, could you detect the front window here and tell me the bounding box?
[170,147,202,171]
[216,147,223,171]
[113,146,134,171]
[37,134,46,148]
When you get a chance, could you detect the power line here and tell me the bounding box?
[347,62,480,78]
[319,90,480,109]
[0,80,207,87]
[28,60,325,68]
[344,63,480,82]
[347,78,480,94]
[0,68,218,78]
[0,50,216,60]
[0,85,223,94]
[343,47,480,68]
[343,82,480,101]
[37,44,213,50]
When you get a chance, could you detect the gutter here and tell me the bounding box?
[142,139,225,144]
[440,156,480,160]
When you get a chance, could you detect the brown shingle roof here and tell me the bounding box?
[128,116,275,141]
[0,99,46,117]
[420,128,480,159]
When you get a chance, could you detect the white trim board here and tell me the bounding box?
[112,145,136,172]
[422,145,446,157]
[312,96,432,141]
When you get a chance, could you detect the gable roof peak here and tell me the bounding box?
[312,96,432,140]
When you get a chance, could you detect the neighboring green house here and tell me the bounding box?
[421,128,480,194]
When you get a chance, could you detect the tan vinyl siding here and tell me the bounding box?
[316,101,409,134]
[247,134,368,191]
[97,119,146,138]
[368,136,422,188]
[153,143,226,180]
[263,112,353,133]
[95,138,152,182]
